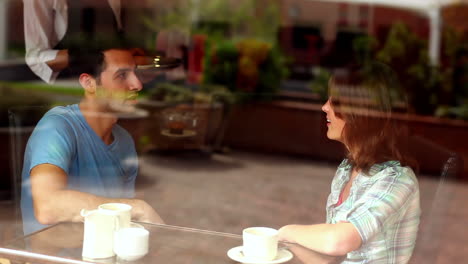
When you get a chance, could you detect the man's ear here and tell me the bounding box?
[79,73,96,94]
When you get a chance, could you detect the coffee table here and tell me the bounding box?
[0,222,344,264]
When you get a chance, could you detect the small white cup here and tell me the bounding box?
[98,203,132,230]
[114,227,149,261]
[242,227,279,261]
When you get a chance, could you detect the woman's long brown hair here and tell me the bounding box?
[330,62,417,174]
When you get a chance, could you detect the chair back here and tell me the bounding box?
[8,105,50,237]
[408,135,462,263]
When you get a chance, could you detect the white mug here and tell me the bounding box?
[98,203,132,230]
[242,227,279,261]
[81,209,119,259]
[114,227,149,261]
[81,203,132,259]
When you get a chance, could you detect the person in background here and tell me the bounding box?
[278,62,421,264]
[21,46,164,235]
[23,0,155,83]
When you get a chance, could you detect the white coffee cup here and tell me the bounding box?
[82,210,119,259]
[81,203,133,259]
[114,227,149,261]
[242,227,279,261]
[98,203,132,230]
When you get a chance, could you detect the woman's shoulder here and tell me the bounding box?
[368,161,418,185]
[337,159,352,170]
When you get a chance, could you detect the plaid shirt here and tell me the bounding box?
[326,160,421,264]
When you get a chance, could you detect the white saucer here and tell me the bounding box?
[227,246,293,264]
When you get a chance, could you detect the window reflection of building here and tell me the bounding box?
[359,5,369,29]
[338,3,349,27]
[0,0,8,61]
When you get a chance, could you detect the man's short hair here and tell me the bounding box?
[68,40,135,80]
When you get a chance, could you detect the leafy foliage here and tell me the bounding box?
[351,22,468,117]
[309,67,331,102]
[203,38,288,101]
[147,82,235,105]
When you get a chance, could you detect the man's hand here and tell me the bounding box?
[46,49,69,72]
[132,200,165,224]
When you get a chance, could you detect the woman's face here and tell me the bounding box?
[321,98,346,142]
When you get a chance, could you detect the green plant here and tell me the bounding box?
[203,40,239,92]
[255,44,289,99]
[353,35,378,65]
[193,0,281,43]
[435,103,468,120]
[196,84,236,105]
[203,38,288,101]
[146,82,235,105]
[309,67,331,102]
[349,22,461,116]
[374,22,439,115]
[143,0,281,49]
[147,83,194,104]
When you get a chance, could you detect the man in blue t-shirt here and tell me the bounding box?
[21,48,164,235]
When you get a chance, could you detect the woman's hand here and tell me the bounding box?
[278,225,297,243]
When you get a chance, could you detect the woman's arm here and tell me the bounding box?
[287,243,346,264]
[278,222,362,256]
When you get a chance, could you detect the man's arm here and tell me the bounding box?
[30,163,164,225]
[278,223,362,256]
[46,49,69,72]
[23,0,68,83]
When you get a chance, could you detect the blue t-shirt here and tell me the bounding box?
[21,104,138,235]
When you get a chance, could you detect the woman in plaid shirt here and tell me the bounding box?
[278,62,421,264]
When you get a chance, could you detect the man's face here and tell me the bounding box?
[95,49,143,113]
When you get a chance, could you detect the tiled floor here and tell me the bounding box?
[1,151,467,263]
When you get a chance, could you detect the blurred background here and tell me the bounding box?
[0,0,467,263]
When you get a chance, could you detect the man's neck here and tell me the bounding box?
[79,100,117,145]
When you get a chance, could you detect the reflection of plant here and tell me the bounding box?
[203,40,238,92]
[353,22,468,119]
[143,0,281,46]
[309,67,331,102]
[194,0,281,43]
[433,27,468,120]
[353,35,378,65]
[197,84,236,105]
[203,38,288,100]
[148,83,193,104]
[374,22,440,115]
[141,1,192,35]
[436,104,468,119]
[147,82,235,105]
[142,0,285,101]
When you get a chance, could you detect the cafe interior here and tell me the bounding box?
[0,0,467,263]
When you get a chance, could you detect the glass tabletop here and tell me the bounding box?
[0,222,344,264]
